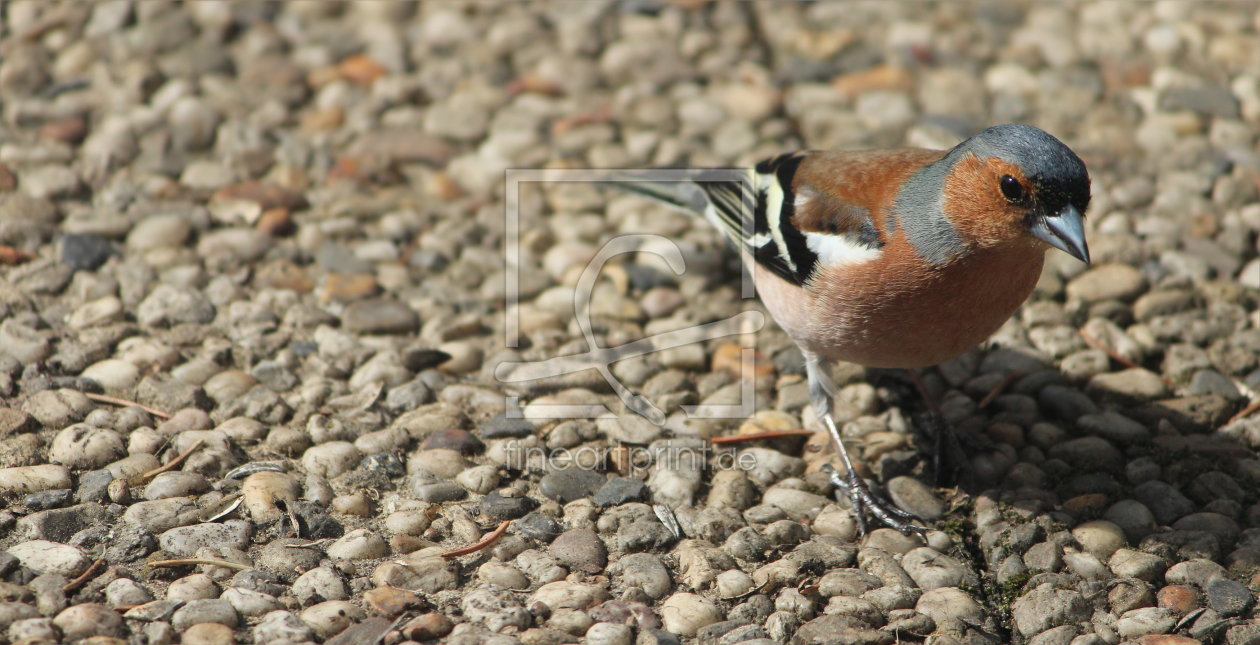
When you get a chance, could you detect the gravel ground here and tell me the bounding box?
[0,1,1258,644]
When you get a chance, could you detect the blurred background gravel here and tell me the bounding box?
[0,1,1258,644]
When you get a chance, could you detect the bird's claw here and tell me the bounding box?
[822,463,925,537]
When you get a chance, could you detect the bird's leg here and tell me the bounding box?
[805,352,923,536]
[906,369,970,487]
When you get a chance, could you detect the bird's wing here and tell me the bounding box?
[602,148,943,286]
[698,149,944,285]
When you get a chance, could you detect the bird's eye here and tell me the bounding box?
[1000,175,1024,201]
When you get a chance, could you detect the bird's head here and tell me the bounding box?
[943,124,1092,263]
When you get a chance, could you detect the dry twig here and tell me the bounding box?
[141,440,205,481]
[147,558,250,571]
[62,558,105,594]
[1227,399,1260,426]
[977,371,1023,409]
[83,392,172,419]
[1078,329,1174,387]
[441,520,510,559]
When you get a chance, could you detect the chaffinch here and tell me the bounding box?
[612,124,1091,534]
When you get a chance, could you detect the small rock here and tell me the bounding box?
[1206,579,1255,617]
[158,521,251,557]
[1010,584,1089,637]
[53,603,125,640]
[343,299,420,334]
[7,540,89,577]
[172,598,239,631]
[1066,264,1147,302]
[539,468,605,503]
[659,592,722,637]
[550,528,607,572]
[887,477,946,520]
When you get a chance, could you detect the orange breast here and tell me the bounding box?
[755,237,1046,369]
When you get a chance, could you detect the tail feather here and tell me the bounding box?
[597,170,712,216]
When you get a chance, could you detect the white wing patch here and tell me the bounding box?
[804,231,883,267]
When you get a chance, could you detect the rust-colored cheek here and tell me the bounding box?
[941,154,1031,247]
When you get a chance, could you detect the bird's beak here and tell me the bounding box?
[1030,204,1089,264]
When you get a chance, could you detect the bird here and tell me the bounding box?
[606,123,1091,535]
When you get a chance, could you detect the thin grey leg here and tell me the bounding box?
[805,351,923,536]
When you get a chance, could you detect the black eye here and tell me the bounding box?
[1000,175,1024,201]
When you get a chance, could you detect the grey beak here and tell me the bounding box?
[1031,204,1089,264]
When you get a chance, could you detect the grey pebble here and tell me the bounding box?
[549,528,607,572]
[158,521,251,558]
[539,468,606,503]
[342,298,420,334]
[594,477,647,507]
[1134,480,1196,525]
[412,480,467,503]
[1206,579,1255,617]
[886,477,946,521]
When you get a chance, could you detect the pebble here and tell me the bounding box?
[143,471,209,499]
[1205,579,1255,617]
[48,428,123,468]
[1115,607,1175,639]
[1011,584,1090,637]
[901,547,975,590]
[183,622,236,645]
[0,465,71,495]
[586,621,634,645]
[168,574,221,602]
[254,610,316,643]
[53,603,125,640]
[300,600,364,639]
[172,598,240,631]
[159,521,252,557]
[342,298,420,334]
[7,540,89,577]
[659,592,722,637]
[886,477,946,520]
[608,553,672,599]
[539,468,606,503]
[1108,548,1167,582]
[1072,520,1127,559]
[292,567,349,603]
[1066,264,1147,302]
[550,528,608,572]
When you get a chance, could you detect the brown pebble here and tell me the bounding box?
[39,117,88,144]
[389,535,429,554]
[419,429,484,455]
[213,180,308,211]
[182,622,235,645]
[302,106,345,132]
[1061,493,1109,519]
[0,163,16,192]
[364,586,425,617]
[106,478,131,504]
[711,342,774,380]
[1156,585,1200,614]
[254,259,312,292]
[339,54,386,87]
[256,207,295,236]
[402,613,453,641]
[318,273,378,303]
[1135,634,1203,645]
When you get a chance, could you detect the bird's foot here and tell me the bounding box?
[822,463,925,537]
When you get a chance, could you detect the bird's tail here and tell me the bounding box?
[596,170,713,217]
